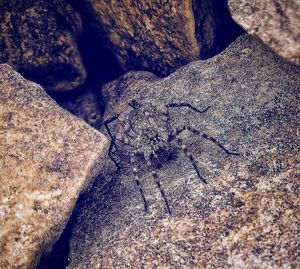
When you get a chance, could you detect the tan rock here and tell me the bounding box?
[229,0,300,64]
[0,0,86,92]
[0,64,107,268]
[68,35,300,268]
[84,0,242,75]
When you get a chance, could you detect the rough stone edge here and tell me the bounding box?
[227,1,300,65]
[0,64,109,268]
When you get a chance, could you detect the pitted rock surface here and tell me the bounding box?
[83,0,242,76]
[0,0,86,92]
[68,35,300,268]
[229,0,300,65]
[0,64,107,269]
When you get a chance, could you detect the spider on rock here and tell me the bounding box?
[104,99,239,215]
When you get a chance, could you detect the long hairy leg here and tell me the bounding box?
[130,152,148,213]
[166,103,210,114]
[144,152,172,215]
[176,137,208,184]
[168,126,208,184]
[103,115,121,171]
[186,126,240,156]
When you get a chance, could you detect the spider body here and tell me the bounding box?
[118,100,170,159]
[104,99,239,215]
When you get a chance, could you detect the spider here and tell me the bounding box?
[104,99,239,215]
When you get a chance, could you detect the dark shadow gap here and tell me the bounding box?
[37,192,86,269]
[48,0,123,117]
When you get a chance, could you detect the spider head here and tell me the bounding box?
[128,101,170,146]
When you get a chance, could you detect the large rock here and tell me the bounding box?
[229,0,300,65]
[0,64,107,268]
[84,0,242,75]
[0,0,86,92]
[68,35,300,268]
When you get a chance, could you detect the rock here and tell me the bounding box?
[51,90,104,130]
[68,35,300,268]
[103,71,158,118]
[0,64,108,269]
[83,0,242,75]
[54,72,157,129]
[229,0,300,65]
[0,0,86,92]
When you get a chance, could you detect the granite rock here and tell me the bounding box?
[103,70,158,118]
[52,90,104,130]
[229,0,300,65]
[0,0,86,92]
[83,0,242,75]
[68,35,300,268]
[0,64,107,269]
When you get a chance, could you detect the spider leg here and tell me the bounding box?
[105,114,135,140]
[168,126,186,142]
[144,151,172,215]
[175,138,208,184]
[167,127,208,184]
[103,115,119,145]
[107,137,121,171]
[103,115,121,171]
[166,103,210,114]
[118,119,136,139]
[114,137,135,149]
[186,126,240,156]
[128,120,138,135]
[130,152,148,213]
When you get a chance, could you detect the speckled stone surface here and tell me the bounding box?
[83,0,241,76]
[0,0,86,92]
[0,64,108,269]
[68,35,300,268]
[229,0,300,65]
